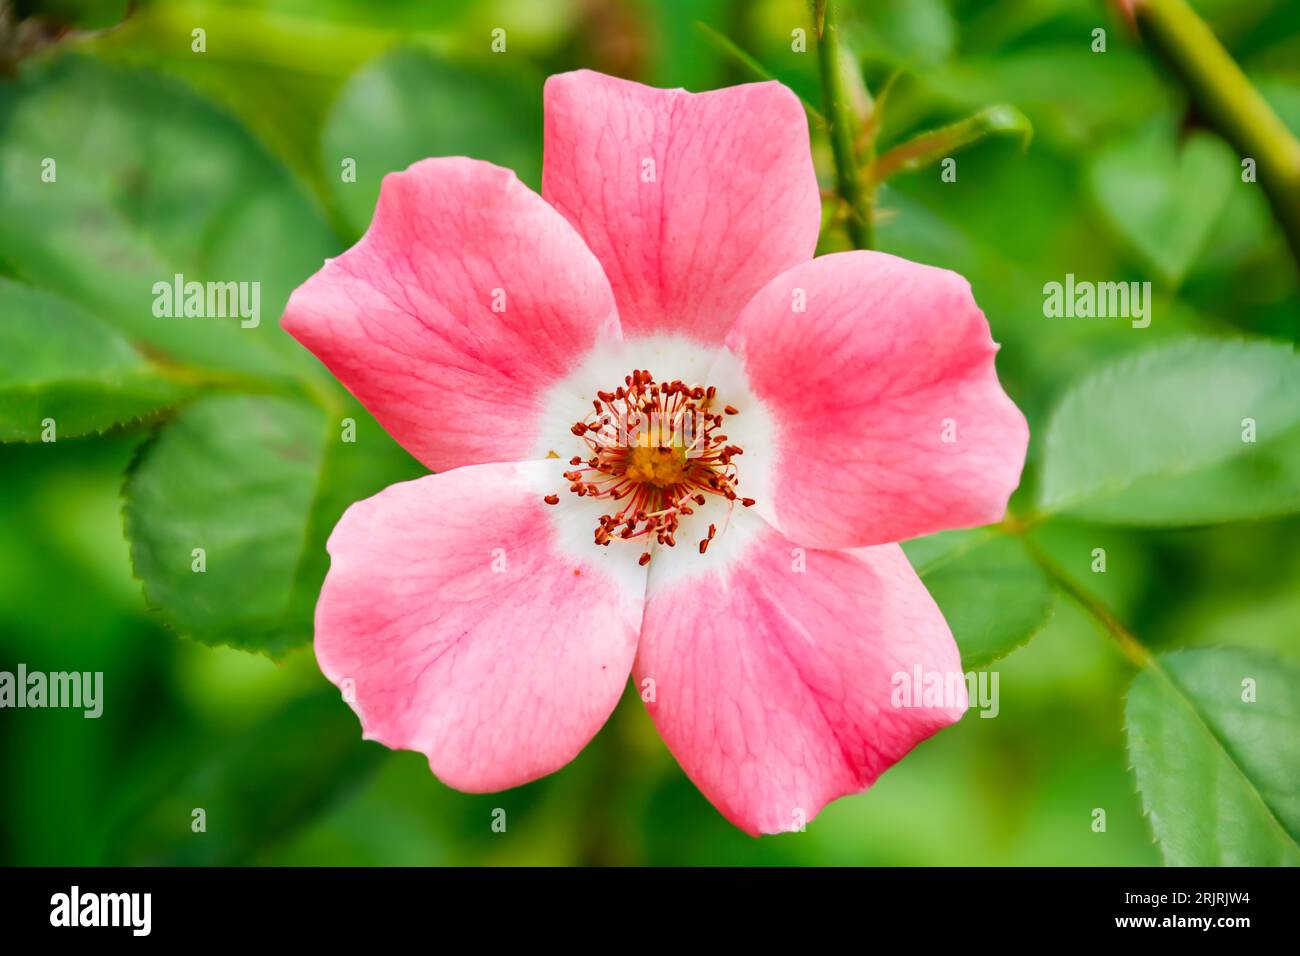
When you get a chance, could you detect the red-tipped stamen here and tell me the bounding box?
[541,369,749,563]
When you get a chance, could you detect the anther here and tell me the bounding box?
[541,367,753,564]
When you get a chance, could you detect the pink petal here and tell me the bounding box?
[637,510,967,835]
[542,70,820,344]
[315,460,644,792]
[725,251,1029,549]
[282,158,620,473]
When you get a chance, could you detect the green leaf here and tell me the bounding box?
[1126,648,1300,866]
[0,278,187,441]
[106,690,384,865]
[1089,121,1236,285]
[322,47,543,237]
[925,48,1166,149]
[1038,338,1300,525]
[904,528,1054,669]
[870,104,1031,182]
[124,393,425,657]
[80,1,481,197]
[0,54,336,379]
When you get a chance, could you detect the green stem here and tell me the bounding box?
[1131,0,1300,270]
[574,688,638,866]
[149,357,279,395]
[1019,535,1151,668]
[147,350,345,417]
[815,1,874,249]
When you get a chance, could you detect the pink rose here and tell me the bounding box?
[282,70,1028,834]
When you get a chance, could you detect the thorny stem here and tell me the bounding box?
[815,0,875,249]
[1130,0,1300,270]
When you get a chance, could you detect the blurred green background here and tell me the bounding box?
[1,0,1297,866]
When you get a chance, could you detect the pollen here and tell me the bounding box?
[542,368,754,562]
[625,443,689,487]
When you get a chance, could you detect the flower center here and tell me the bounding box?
[543,368,755,564]
[625,443,690,488]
